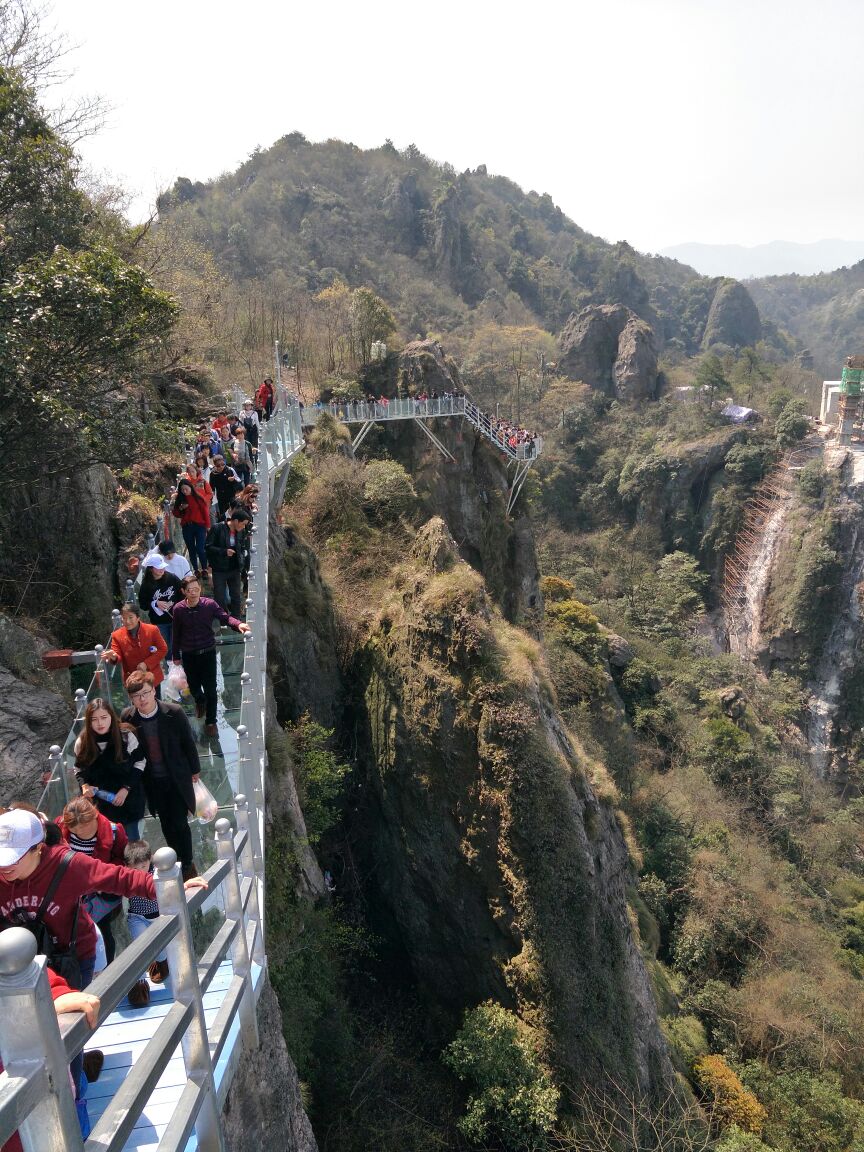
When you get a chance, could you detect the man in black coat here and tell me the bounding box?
[205,507,250,618]
[122,670,201,879]
[210,455,243,521]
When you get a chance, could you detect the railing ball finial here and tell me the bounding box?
[153,846,178,874]
[49,743,61,757]
[237,724,248,740]
[0,927,37,976]
[240,672,251,685]
[234,793,247,807]
[214,818,231,839]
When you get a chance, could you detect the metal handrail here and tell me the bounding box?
[299,393,543,462]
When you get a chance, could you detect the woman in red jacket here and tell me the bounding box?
[172,474,212,579]
[103,604,168,693]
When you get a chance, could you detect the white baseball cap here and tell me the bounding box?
[142,554,167,571]
[0,811,44,867]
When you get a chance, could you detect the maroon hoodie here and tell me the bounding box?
[0,844,155,960]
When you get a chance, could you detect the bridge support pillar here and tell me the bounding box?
[412,417,456,461]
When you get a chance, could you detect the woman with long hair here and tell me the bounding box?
[74,698,146,840]
[172,475,211,579]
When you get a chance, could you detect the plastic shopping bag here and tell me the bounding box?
[193,778,219,824]
[165,663,189,699]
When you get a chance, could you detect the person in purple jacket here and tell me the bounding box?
[171,575,250,736]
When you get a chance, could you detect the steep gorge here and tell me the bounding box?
[266,423,674,1142]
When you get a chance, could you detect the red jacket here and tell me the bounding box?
[256,381,274,408]
[56,811,128,866]
[109,621,167,686]
[173,483,211,529]
[0,844,155,961]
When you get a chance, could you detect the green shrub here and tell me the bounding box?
[281,450,312,506]
[663,1014,709,1073]
[289,713,350,844]
[797,458,825,500]
[362,458,417,520]
[725,443,769,483]
[738,1064,864,1152]
[774,399,809,447]
[442,1001,559,1150]
[699,717,761,796]
[714,1126,774,1152]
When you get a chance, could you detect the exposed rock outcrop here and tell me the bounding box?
[358,522,671,1094]
[268,523,342,728]
[431,184,464,286]
[0,464,118,644]
[397,339,462,397]
[381,172,423,253]
[558,305,659,400]
[0,615,72,805]
[701,279,762,350]
[388,419,542,627]
[222,978,318,1152]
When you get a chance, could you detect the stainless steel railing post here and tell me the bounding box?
[153,847,224,1152]
[214,819,259,1050]
[0,928,84,1152]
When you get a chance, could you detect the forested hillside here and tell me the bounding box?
[154,134,793,380]
[749,261,864,375]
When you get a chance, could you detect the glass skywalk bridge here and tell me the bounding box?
[0,405,304,1152]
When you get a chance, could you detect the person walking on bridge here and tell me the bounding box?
[172,476,211,579]
[138,555,184,650]
[171,575,250,736]
[210,455,243,522]
[121,671,205,880]
[73,698,146,840]
[103,605,168,695]
[205,507,250,619]
[256,377,275,421]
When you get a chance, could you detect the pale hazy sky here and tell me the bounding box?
[51,0,863,254]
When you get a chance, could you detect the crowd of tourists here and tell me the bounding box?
[0,387,277,1145]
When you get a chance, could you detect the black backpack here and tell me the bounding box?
[5,850,82,989]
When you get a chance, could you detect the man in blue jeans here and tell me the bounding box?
[171,575,250,736]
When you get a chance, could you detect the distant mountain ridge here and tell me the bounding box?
[661,239,864,279]
[156,134,778,359]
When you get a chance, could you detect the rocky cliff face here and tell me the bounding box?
[268,522,343,728]
[0,615,72,805]
[701,279,762,350]
[1,464,118,644]
[222,978,318,1152]
[355,518,670,1094]
[373,342,544,628]
[558,304,659,400]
